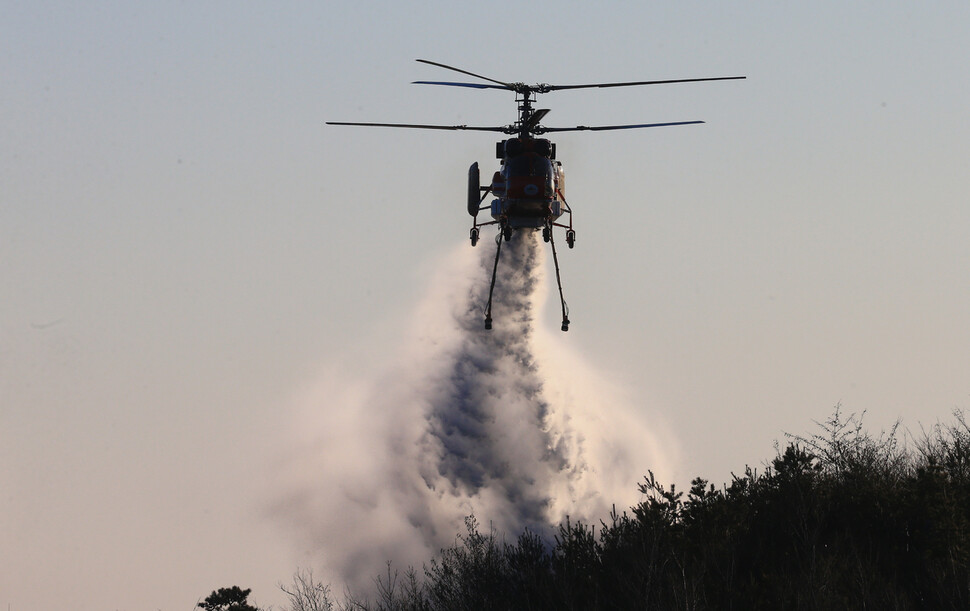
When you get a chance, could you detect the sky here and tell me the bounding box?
[3,1,970,609]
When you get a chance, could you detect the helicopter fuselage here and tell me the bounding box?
[480,136,568,229]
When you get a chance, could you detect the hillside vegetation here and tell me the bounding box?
[224,408,970,610]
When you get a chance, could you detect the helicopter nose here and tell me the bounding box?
[508,178,542,199]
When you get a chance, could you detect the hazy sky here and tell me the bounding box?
[3,2,970,609]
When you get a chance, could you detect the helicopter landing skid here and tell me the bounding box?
[482,222,570,332]
[547,222,570,331]
[483,226,504,330]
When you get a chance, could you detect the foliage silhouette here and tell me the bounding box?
[198,586,260,611]
[295,408,970,610]
[280,568,334,611]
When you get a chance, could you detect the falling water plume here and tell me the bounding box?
[271,229,676,593]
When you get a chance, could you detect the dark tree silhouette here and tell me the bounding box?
[198,586,260,611]
[299,407,970,610]
[280,568,334,611]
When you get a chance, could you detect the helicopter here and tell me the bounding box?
[328,59,745,331]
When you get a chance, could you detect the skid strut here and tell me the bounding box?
[547,222,570,331]
[483,226,505,329]
[483,223,570,332]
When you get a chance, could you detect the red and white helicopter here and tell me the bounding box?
[329,60,744,331]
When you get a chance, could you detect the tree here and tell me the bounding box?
[198,586,260,611]
[280,568,335,611]
[338,407,970,609]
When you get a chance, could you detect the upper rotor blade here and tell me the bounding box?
[416,59,514,89]
[327,121,509,133]
[412,80,510,91]
[546,76,746,91]
[540,120,705,133]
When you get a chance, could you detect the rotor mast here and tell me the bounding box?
[515,88,537,138]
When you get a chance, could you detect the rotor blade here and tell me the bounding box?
[416,59,514,89]
[327,121,510,132]
[411,80,510,91]
[540,120,705,133]
[546,76,746,91]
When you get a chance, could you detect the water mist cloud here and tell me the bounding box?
[271,230,677,593]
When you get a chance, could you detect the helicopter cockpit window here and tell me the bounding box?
[506,153,552,178]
